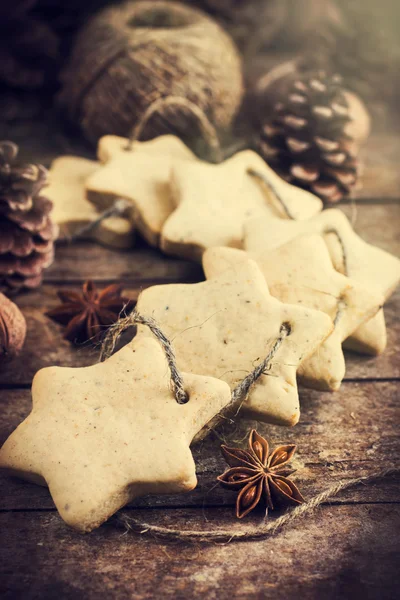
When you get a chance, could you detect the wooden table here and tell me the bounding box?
[0,117,399,599]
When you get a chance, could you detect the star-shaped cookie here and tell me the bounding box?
[0,337,231,533]
[135,251,333,425]
[160,150,322,262]
[203,241,383,390]
[85,135,196,246]
[95,134,194,165]
[244,209,400,355]
[46,156,135,249]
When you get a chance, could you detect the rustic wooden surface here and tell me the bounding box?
[0,116,399,600]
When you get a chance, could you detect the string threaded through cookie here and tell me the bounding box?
[324,227,349,276]
[101,310,188,404]
[247,168,296,220]
[101,311,290,408]
[230,322,290,409]
[57,198,131,244]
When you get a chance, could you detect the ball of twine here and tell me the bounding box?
[59,0,243,145]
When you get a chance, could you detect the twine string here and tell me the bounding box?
[115,467,399,543]
[101,313,291,410]
[247,168,297,220]
[57,198,131,244]
[323,227,349,276]
[230,322,290,409]
[333,297,346,328]
[125,96,223,164]
[101,310,188,404]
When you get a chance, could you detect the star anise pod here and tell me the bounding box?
[46,280,135,344]
[217,430,305,518]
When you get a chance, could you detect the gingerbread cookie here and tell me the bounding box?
[86,135,196,247]
[204,241,383,390]
[0,337,231,533]
[46,156,135,249]
[244,209,400,355]
[135,252,333,425]
[95,134,193,165]
[161,150,322,262]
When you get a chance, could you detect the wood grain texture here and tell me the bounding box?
[45,242,203,284]
[358,130,400,200]
[1,505,399,600]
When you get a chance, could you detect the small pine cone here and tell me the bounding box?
[258,72,358,203]
[0,141,58,293]
[0,142,47,212]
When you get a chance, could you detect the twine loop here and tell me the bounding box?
[125,96,223,164]
[101,311,291,409]
[101,310,188,404]
[247,168,296,220]
[323,227,349,276]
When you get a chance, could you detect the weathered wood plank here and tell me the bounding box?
[1,381,398,511]
[45,241,203,284]
[357,130,400,200]
[345,288,399,379]
[1,504,399,600]
[339,203,400,253]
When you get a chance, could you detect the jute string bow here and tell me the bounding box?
[101,311,399,544]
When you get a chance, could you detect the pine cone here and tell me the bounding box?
[257,72,359,204]
[0,141,58,292]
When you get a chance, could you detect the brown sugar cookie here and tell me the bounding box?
[135,252,333,425]
[86,135,196,247]
[0,337,231,533]
[244,209,400,355]
[161,150,323,262]
[46,156,135,249]
[204,241,383,391]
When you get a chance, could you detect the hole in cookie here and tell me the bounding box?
[179,391,190,405]
[281,322,292,336]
